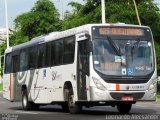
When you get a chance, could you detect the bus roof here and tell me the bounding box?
[5,23,150,54]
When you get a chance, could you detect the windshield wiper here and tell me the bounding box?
[107,36,121,56]
[131,38,141,54]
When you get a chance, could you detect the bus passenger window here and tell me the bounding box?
[19,50,28,71]
[63,37,75,64]
[51,40,63,66]
[51,42,56,66]
[37,44,46,68]
[4,53,12,74]
[28,46,37,69]
[45,43,51,67]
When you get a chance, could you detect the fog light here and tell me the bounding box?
[149,84,154,90]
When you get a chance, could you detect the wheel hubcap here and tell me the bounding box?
[23,96,27,107]
[69,95,74,108]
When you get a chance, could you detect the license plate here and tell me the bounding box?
[121,96,134,101]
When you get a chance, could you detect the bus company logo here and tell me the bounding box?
[126,85,130,90]
[52,71,57,80]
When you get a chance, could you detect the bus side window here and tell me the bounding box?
[19,49,28,72]
[51,42,56,66]
[12,55,19,73]
[45,43,51,67]
[28,46,37,69]
[51,40,63,66]
[63,36,75,64]
[4,53,12,74]
[55,40,63,65]
[37,44,46,68]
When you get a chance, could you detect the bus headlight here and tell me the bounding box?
[92,77,106,91]
[149,82,156,90]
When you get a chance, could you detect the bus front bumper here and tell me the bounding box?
[89,86,156,102]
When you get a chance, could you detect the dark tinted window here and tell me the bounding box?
[37,44,46,68]
[63,37,75,64]
[19,49,28,71]
[51,42,56,66]
[4,53,12,74]
[12,55,19,73]
[45,43,51,67]
[51,40,63,66]
[28,46,37,69]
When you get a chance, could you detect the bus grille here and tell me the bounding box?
[110,92,145,100]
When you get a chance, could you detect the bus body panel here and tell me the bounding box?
[3,73,11,101]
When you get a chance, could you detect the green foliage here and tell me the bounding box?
[0,83,2,91]
[155,42,160,73]
[157,95,160,101]
[14,0,61,40]
[63,0,160,30]
[0,0,62,75]
[0,0,61,59]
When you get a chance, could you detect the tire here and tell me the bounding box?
[22,90,31,111]
[61,102,69,112]
[68,88,82,114]
[117,104,132,114]
[30,102,40,110]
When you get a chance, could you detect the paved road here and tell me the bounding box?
[0,92,160,120]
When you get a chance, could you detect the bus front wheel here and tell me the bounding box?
[68,89,82,114]
[22,90,31,111]
[117,104,132,114]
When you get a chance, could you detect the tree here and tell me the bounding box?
[63,0,160,32]
[14,0,61,40]
[0,0,61,68]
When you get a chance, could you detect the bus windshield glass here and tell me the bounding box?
[92,26,154,76]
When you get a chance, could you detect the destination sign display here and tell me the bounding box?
[99,27,144,36]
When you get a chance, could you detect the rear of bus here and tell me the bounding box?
[3,48,12,101]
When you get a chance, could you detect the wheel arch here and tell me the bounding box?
[21,84,27,92]
[63,81,73,101]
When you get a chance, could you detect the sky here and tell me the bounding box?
[0,0,160,29]
[0,0,84,28]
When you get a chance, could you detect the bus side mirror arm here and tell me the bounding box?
[88,41,93,53]
[76,33,90,42]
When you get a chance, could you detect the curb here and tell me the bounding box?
[137,101,160,104]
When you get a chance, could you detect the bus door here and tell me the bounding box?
[77,40,89,100]
[12,55,21,101]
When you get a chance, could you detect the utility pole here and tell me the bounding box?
[4,0,9,48]
[58,0,64,20]
[101,0,106,24]
[61,0,64,20]
[133,0,141,26]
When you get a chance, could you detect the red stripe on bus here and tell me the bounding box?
[10,73,12,101]
[116,84,120,91]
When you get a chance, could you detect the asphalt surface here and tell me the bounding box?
[0,92,160,120]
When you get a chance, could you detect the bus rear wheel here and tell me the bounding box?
[68,89,82,114]
[22,90,31,111]
[117,104,132,114]
[30,102,40,110]
[61,102,69,112]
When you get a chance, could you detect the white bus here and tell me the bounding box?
[3,24,158,114]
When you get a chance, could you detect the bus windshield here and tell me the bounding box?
[93,38,154,76]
